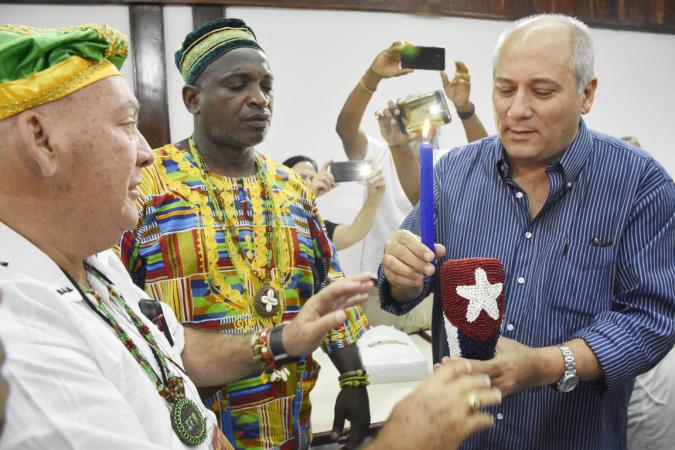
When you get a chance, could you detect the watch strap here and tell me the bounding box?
[556,343,578,391]
[268,322,300,366]
[456,102,475,120]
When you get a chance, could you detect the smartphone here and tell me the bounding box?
[400,45,445,71]
[395,90,452,135]
[330,161,372,183]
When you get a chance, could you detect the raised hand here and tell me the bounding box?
[310,160,337,197]
[441,61,472,111]
[369,41,415,80]
[364,167,385,205]
[375,100,423,150]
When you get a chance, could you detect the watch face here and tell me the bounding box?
[559,375,579,392]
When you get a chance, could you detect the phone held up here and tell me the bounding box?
[400,45,445,71]
[330,161,372,183]
[395,90,452,135]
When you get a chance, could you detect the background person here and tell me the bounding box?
[335,42,488,333]
[283,155,385,251]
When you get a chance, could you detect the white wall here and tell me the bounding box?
[2,4,674,274]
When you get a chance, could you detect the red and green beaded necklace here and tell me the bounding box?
[65,263,207,446]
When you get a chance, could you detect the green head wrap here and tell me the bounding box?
[0,23,128,120]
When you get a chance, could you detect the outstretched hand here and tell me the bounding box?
[366,359,501,450]
[281,274,372,357]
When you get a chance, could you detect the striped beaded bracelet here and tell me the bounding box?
[338,369,370,388]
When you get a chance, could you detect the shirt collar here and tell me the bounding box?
[0,221,101,304]
[496,118,592,183]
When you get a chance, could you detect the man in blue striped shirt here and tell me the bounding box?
[379,13,675,450]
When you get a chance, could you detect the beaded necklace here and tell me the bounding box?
[187,137,293,322]
[67,264,207,446]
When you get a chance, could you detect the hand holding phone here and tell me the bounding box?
[400,45,445,71]
[330,161,372,183]
[311,160,337,197]
[394,90,452,134]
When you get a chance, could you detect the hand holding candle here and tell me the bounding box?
[419,119,435,252]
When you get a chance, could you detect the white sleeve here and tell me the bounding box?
[0,284,166,450]
[364,135,389,162]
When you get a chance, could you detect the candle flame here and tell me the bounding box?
[422,119,431,140]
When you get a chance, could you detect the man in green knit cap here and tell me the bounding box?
[120,17,373,449]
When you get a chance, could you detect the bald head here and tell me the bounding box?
[493,14,594,93]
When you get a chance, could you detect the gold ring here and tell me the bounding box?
[467,392,479,411]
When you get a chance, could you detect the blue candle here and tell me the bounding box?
[419,136,435,252]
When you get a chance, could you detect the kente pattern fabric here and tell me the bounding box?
[379,120,675,449]
[0,23,127,119]
[440,258,504,360]
[119,142,368,450]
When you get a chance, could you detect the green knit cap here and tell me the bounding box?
[175,18,263,85]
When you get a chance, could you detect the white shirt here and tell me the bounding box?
[627,345,675,450]
[359,137,415,275]
[0,222,222,450]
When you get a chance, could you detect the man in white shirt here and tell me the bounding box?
[336,43,488,332]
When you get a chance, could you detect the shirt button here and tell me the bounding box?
[525,232,532,239]
[566,181,573,188]
[506,323,515,331]
[515,191,524,199]
[496,413,504,420]
[517,276,525,284]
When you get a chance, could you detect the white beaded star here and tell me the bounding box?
[455,267,502,323]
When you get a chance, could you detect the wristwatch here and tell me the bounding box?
[269,322,300,366]
[556,344,579,392]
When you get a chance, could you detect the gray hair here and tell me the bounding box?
[492,14,594,93]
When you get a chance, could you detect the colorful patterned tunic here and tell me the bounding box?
[119,142,369,450]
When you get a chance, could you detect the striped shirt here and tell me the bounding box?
[379,120,675,450]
